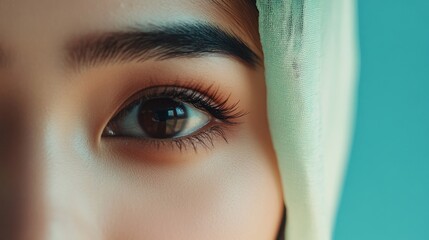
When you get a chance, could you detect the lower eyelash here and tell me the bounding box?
[105,82,245,152]
[130,125,229,153]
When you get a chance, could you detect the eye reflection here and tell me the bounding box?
[140,98,188,138]
[101,84,245,151]
[103,96,211,139]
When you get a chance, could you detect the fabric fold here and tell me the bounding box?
[256,0,358,239]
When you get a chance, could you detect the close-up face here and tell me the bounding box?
[0,0,284,239]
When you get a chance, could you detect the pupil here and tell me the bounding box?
[138,98,188,138]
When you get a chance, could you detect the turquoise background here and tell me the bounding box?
[334,1,429,239]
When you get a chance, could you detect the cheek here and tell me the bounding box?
[92,71,282,239]
[98,138,283,240]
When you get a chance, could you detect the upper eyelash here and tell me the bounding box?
[111,82,246,125]
[105,83,246,151]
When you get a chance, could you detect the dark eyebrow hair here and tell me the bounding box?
[66,22,261,72]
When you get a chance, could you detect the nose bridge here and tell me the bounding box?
[0,91,98,240]
[0,94,51,240]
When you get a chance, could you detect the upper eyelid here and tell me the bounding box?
[112,85,214,117]
[100,84,246,153]
[108,84,244,126]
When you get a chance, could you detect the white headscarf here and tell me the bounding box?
[256,0,358,239]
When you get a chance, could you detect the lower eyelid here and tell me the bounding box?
[103,85,244,133]
[96,76,248,158]
[146,124,227,152]
[101,122,238,163]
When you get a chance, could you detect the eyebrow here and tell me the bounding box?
[66,22,261,72]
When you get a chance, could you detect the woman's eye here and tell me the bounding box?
[101,85,244,151]
[103,97,211,139]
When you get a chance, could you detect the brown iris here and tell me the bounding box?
[138,98,188,138]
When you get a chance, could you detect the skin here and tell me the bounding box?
[0,0,284,239]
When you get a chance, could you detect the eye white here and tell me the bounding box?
[104,100,211,139]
